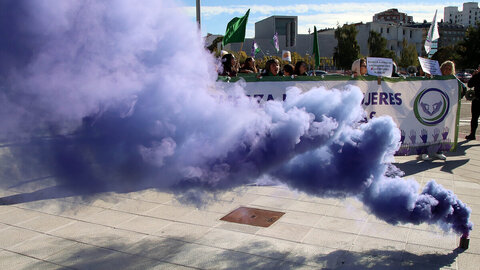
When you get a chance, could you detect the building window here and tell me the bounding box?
[380,28,383,33]
[410,31,413,38]
[387,28,390,33]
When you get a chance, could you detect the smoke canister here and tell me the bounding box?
[460,233,470,249]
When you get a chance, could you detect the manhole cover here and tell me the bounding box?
[220,207,285,227]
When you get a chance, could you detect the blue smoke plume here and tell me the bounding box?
[0,0,472,235]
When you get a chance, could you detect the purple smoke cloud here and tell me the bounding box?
[0,0,472,235]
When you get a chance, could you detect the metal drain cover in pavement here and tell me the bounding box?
[220,207,285,227]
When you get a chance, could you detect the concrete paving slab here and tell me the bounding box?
[302,228,357,250]
[314,215,366,235]
[407,229,457,250]
[91,227,149,253]
[194,227,254,250]
[48,221,111,244]
[144,204,195,221]
[0,207,38,225]
[110,197,165,214]
[249,196,297,210]
[152,221,211,241]
[456,252,480,270]
[0,250,67,270]
[175,209,223,227]
[351,235,405,257]
[15,212,74,233]
[124,235,190,260]
[256,221,312,242]
[234,235,298,260]
[403,244,458,268]
[286,200,330,216]
[324,204,369,221]
[214,220,262,234]
[116,215,172,234]
[280,210,323,227]
[359,222,410,242]
[0,227,42,249]
[284,243,343,268]
[8,234,77,260]
[80,209,139,227]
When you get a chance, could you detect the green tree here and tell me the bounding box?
[432,45,461,67]
[458,23,480,68]
[333,24,360,70]
[368,31,387,56]
[291,52,303,64]
[398,39,419,68]
[367,31,396,60]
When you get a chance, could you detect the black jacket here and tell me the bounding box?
[468,72,480,98]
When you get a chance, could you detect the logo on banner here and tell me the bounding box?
[414,88,450,126]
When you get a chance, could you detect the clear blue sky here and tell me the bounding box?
[178,0,467,37]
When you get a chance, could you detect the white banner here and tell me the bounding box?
[418,57,441,76]
[367,57,393,77]
[228,78,460,155]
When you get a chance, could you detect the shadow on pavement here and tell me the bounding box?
[393,159,470,177]
[27,236,463,270]
[393,140,478,177]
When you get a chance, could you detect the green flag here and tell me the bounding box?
[312,26,320,68]
[222,9,250,46]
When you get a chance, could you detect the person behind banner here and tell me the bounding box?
[392,61,400,77]
[440,60,467,98]
[239,57,257,74]
[351,58,367,77]
[416,65,425,77]
[261,59,281,76]
[466,64,480,140]
[440,61,455,76]
[219,53,238,77]
[422,60,459,161]
[283,64,294,77]
[294,61,308,76]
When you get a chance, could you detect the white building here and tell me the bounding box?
[356,22,424,57]
[444,2,480,27]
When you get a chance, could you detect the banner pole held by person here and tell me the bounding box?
[222,9,250,46]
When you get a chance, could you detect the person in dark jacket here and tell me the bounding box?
[466,64,480,140]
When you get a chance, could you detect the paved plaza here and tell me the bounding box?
[0,100,479,269]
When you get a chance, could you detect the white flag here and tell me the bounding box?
[424,10,440,55]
